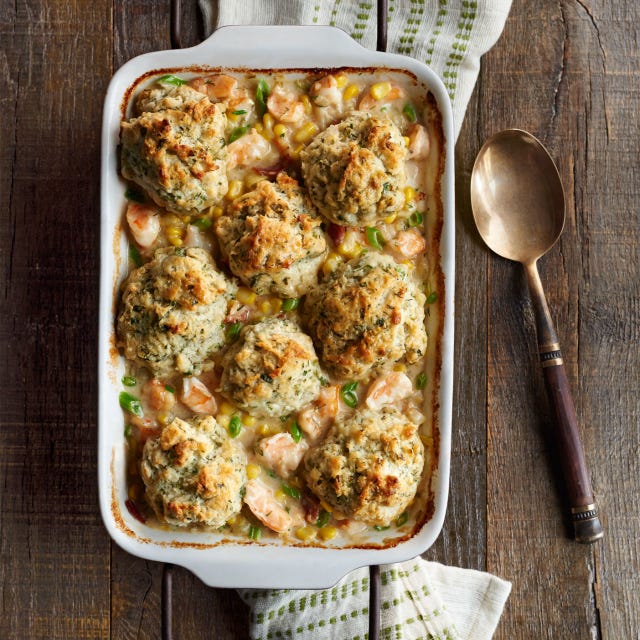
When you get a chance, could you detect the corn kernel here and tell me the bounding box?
[242,414,257,427]
[237,287,257,305]
[244,171,266,189]
[256,423,271,436]
[403,136,411,147]
[226,515,238,525]
[393,363,407,372]
[370,81,392,101]
[402,259,415,272]
[219,401,236,416]
[210,205,224,218]
[166,230,183,247]
[320,499,334,513]
[217,414,230,428]
[259,300,273,315]
[275,489,287,502]
[295,526,317,541]
[253,122,264,134]
[384,213,397,224]
[157,410,174,426]
[270,298,283,314]
[293,122,319,144]
[335,73,348,89]
[343,84,360,102]
[300,94,312,113]
[262,113,275,130]
[227,111,240,122]
[318,526,338,541]
[226,180,244,200]
[246,463,261,480]
[273,123,287,138]
[337,230,363,258]
[404,186,416,203]
[322,252,343,275]
[289,144,305,159]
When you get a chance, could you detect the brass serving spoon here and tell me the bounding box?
[470,129,603,543]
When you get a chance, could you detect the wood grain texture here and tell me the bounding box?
[1,0,639,638]
[0,1,111,638]
[479,1,640,638]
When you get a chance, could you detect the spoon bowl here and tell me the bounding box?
[470,129,565,265]
[470,129,603,543]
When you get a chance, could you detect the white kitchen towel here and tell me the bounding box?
[238,558,512,640]
[199,0,512,138]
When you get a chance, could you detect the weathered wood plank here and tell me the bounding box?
[0,0,112,638]
[482,1,640,638]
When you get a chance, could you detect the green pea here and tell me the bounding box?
[290,421,303,443]
[281,483,301,500]
[316,510,331,528]
[248,524,261,540]
[365,227,385,250]
[403,103,417,122]
[229,125,250,143]
[119,392,143,418]
[340,382,358,408]
[255,78,270,117]
[157,74,186,86]
[282,298,300,312]
[408,211,423,227]
[228,414,242,438]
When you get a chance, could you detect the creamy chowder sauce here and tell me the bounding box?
[116,67,445,547]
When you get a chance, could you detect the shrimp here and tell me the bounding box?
[358,84,404,111]
[181,377,216,414]
[388,229,426,259]
[125,202,160,249]
[365,371,413,410]
[337,518,369,536]
[244,478,292,533]
[266,85,306,124]
[310,75,342,108]
[407,123,430,160]
[224,300,251,324]
[256,432,308,478]
[143,379,176,412]
[130,414,159,444]
[189,74,238,101]
[183,224,215,253]
[297,385,339,442]
[226,131,272,170]
[227,88,254,115]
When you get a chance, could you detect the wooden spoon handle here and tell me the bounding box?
[540,348,603,542]
[525,262,603,543]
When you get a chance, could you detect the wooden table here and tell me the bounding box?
[2,1,638,638]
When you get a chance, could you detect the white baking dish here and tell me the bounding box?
[99,25,454,589]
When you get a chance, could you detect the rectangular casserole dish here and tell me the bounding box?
[99,25,455,589]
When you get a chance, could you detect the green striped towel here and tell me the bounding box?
[237,558,511,640]
[199,0,513,138]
